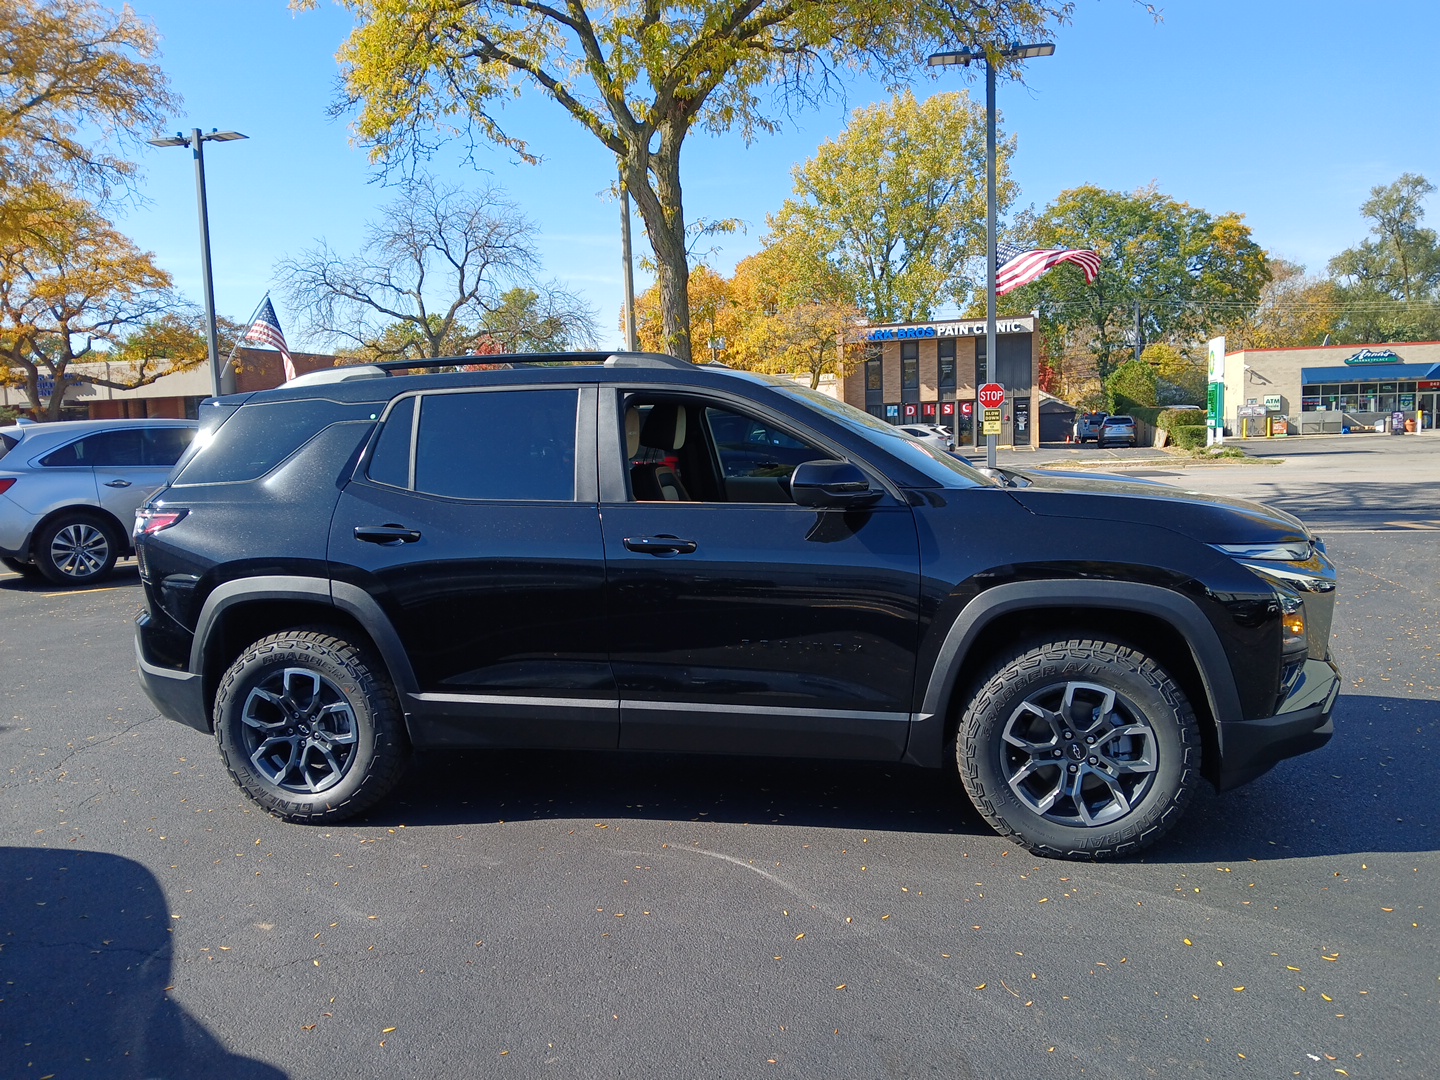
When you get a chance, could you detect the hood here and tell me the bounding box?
[1006,472,1312,545]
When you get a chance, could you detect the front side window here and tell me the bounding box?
[414,389,577,501]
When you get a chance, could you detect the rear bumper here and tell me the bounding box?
[135,619,209,734]
[1214,657,1341,791]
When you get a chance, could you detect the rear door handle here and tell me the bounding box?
[354,524,422,545]
[104,479,132,488]
[623,535,698,556]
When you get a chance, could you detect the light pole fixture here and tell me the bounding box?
[148,128,248,398]
[928,42,1053,468]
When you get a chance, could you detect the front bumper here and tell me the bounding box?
[1214,656,1341,791]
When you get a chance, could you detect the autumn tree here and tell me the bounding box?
[302,0,1065,362]
[634,264,735,358]
[768,90,1010,324]
[1006,185,1270,384]
[725,231,861,388]
[277,175,594,360]
[0,0,177,201]
[1221,259,1339,351]
[0,188,187,420]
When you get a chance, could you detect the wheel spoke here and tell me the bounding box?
[237,662,359,796]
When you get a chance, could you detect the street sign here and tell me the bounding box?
[978,383,1005,410]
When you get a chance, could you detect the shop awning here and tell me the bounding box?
[1300,363,1440,383]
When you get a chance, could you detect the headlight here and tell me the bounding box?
[1211,541,1313,562]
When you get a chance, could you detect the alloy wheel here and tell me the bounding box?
[999,679,1159,827]
[240,667,359,794]
[48,522,111,580]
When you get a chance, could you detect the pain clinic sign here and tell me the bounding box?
[1207,336,1226,382]
[865,319,1032,342]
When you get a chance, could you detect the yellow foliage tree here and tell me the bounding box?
[0,0,177,201]
[298,0,1060,361]
[0,185,186,419]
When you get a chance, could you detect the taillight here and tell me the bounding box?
[0,477,15,495]
[136,507,188,536]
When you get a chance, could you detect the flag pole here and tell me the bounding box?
[223,292,272,394]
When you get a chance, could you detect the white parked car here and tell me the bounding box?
[0,418,197,584]
[897,423,954,451]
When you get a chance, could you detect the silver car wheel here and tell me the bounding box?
[49,522,111,580]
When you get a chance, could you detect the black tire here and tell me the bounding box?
[955,638,1201,860]
[34,513,121,585]
[213,628,410,823]
[1,555,40,579]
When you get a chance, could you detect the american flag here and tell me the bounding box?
[994,243,1101,296]
[244,295,297,381]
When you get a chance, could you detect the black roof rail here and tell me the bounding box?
[366,350,706,373]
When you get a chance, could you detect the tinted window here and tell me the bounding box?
[42,429,144,467]
[414,389,577,501]
[175,400,355,485]
[367,395,415,488]
[142,426,196,466]
[0,431,16,461]
[706,407,825,479]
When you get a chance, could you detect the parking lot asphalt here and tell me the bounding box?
[1,439,1437,1079]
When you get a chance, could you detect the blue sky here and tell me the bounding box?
[119,0,1440,350]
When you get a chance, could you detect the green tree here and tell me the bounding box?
[1327,174,1440,343]
[300,0,1064,362]
[1105,358,1156,414]
[1007,185,1270,384]
[768,89,1011,323]
[485,286,597,352]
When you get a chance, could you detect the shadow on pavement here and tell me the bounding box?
[358,693,1438,863]
[0,846,286,1080]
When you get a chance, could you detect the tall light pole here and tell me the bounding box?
[148,128,248,398]
[928,42,1053,469]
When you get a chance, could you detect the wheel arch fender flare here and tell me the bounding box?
[906,579,1241,768]
[191,575,420,703]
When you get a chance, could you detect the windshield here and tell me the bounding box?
[775,383,994,488]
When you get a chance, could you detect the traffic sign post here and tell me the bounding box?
[978,384,1005,439]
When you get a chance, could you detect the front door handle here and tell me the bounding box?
[104,479,132,488]
[623,535,698,556]
[354,524,422,545]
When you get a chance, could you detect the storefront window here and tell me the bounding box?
[938,339,956,390]
[901,342,919,390]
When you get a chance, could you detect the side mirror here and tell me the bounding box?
[790,460,882,509]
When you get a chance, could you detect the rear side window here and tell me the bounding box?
[42,429,146,467]
[413,389,577,501]
[143,426,196,466]
[0,432,16,462]
[366,395,415,488]
[175,400,359,485]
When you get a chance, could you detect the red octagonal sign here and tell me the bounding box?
[978,382,1005,410]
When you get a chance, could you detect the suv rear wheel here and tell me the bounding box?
[35,513,121,585]
[214,629,410,822]
[956,638,1200,859]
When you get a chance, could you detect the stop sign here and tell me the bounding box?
[978,382,1005,409]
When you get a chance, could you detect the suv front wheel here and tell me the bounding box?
[214,629,410,822]
[956,638,1201,859]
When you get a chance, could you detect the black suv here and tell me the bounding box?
[134,353,1340,859]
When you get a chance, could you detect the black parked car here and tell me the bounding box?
[135,353,1340,860]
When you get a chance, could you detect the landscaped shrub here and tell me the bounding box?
[1157,408,1205,432]
[1171,425,1208,450]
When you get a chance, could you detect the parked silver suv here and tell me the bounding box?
[0,418,197,585]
